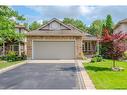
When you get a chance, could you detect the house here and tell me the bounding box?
[27,18,98,60]
[0,25,28,56]
[114,18,127,51]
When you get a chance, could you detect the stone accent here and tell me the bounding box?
[27,36,82,59]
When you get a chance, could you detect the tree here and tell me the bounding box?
[29,21,41,31]
[101,15,114,57]
[63,18,87,32]
[105,14,113,34]
[88,20,105,37]
[0,6,26,55]
[101,28,127,69]
[43,20,48,25]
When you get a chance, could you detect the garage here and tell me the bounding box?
[32,41,75,60]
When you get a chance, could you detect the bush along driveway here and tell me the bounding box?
[84,59,127,89]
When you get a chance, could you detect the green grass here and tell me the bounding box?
[84,59,127,89]
[0,60,22,69]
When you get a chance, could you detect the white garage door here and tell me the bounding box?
[32,41,75,60]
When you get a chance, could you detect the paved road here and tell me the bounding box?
[0,63,81,89]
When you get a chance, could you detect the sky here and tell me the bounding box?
[12,6,127,26]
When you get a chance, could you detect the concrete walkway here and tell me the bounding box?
[27,60,76,64]
[76,60,95,89]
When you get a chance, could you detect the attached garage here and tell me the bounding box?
[27,18,83,60]
[32,41,75,60]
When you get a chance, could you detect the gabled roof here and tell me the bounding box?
[67,24,98,41]
[15,25,29,32]
[38,18,72,30]
[27,18,82,36]
[27,30,83,36]
[114,18,127,30]
[27,18,97,40]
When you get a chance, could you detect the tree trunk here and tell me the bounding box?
[96,40,100,55]
[3,42,5,56]
[113,59,116,68]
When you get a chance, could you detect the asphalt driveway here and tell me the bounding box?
[0,63,82,89]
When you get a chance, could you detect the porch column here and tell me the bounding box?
[24,42,27,55]
[19,42,21,56]
[90,41,92,51]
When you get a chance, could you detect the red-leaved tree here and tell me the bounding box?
[102,28,127,68]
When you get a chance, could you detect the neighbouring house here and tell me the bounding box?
[0,25,28,56]
[27,18,98,60]
[114,18,127,51]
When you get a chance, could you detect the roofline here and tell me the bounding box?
[15,25,29,32]
[67,24,95,37]
[114,19,127,30]
[36,18,72,30]
[26,34,83,37]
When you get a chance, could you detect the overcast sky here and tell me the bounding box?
[12,6,127,26]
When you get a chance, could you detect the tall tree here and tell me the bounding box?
[101,15,114,57]
[63,18,87,32]
[29,21,41,31]
[101,28,127,69]
[88,20,105,37]
[105,14,113,34]
[0,6,26,55]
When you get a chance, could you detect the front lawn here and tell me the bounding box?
[84,59,127,89]
[0,60,22,69]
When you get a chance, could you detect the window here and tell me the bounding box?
[14,45,19,51]
[85,42,87,51]
[88,42,91,51]
[83,41,92,52]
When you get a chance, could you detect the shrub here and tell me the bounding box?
[91,55,103,63]
[0,51,27,62]
[21,52,27,60]
[6,51,17,62]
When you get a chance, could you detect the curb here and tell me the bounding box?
[76,60,95,89]
[0,61,27,74]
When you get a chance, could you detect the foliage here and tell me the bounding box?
[88,20,105,37]
[101,28,127,67]
[63,18,87,32]
[6,51,17,62]
[105,15,113,34]
[91,55,103,63]
[42,20,48,25]
[0,51,27,62]
[100,14,114,57]
[29,21,41,30]
[0,6,26,44]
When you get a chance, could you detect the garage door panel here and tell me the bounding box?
[33,41,75,60]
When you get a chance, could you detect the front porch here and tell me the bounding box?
[0,42,27,56]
